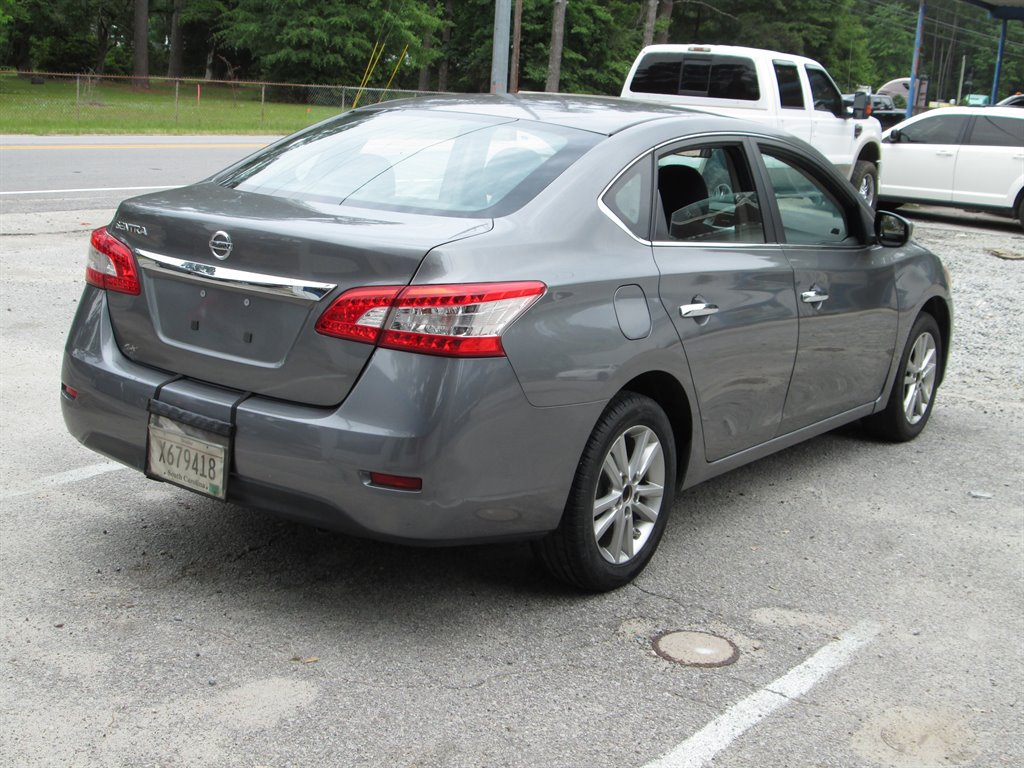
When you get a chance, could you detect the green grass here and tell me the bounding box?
[0,73,349,134]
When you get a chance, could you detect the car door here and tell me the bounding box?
[804,66,853,169]
[952,113,1024,208]
[755,143,898,433]
[881,113,972,202]
[773,59,813,143]
[651,140,798,462]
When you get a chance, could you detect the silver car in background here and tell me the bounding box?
[62,95,952,591]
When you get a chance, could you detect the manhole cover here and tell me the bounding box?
[653,630,739,667]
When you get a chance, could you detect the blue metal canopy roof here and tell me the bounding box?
[961,0,1024,21]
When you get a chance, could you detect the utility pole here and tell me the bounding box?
[491,0,511,94]
[907,0,925,118]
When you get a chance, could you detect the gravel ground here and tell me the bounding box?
[1,205,1021,768]
[912,218,1023,404]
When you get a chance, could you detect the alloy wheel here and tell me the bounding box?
[593,425,665,564]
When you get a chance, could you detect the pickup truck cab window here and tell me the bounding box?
[628,52,760,101]
[805,66,845,118]
[774,61,804,109]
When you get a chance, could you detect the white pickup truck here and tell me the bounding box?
[621,44,883,206]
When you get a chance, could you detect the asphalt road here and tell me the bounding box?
[1,136,1022,768]
[0,134,276,214]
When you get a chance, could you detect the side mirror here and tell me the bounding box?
[886,127,902,143]
[876,210,912,247]
[852,91,869,120]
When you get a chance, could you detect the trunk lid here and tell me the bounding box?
[105,183,491,407]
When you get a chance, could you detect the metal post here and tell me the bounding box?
[75,75,81,129]
[991,20,1007,105]
[907,0,925,118]
[175,80,179,126]
[490,0,511,94]
[261,84,266,126]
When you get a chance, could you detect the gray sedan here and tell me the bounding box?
[61,94,952,591]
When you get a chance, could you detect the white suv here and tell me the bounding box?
[879,106,1024,229]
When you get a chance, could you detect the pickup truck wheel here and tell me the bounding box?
[1017,195,1023,232]
[852,161,878,209]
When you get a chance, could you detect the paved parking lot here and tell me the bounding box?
[1,138,1022,767]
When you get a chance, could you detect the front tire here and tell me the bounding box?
[852,160,879,209]
[533,392,677,592]
[864,313,942,442]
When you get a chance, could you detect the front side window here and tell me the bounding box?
[655,144,765,243]
[805,67,844,117]
[760,149,853,245]
[966,115,1024,148]
[215,109,600,217]
[895,114,969,145]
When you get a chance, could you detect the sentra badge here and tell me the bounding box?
[114,220,148,236]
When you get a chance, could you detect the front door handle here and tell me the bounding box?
[801,288,830,305]
[679,302,720,318]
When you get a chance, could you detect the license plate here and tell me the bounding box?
[147,414,228,499]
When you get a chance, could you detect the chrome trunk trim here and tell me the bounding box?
[136,249,336,302]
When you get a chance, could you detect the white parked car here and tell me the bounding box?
[879,106,1024,229]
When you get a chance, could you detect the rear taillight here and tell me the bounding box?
[315,281,545,358]
[85,227,140,295]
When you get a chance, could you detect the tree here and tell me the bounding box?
[545,0,566,92]
[219,0,441,85]
[642,0,658,48]
[654,0,673,44]
[132,0,149,87]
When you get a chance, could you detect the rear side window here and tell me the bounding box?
[215,109,599,217]
[774,62,804,109]
[602,157,653,240]
[966,116,1024,147]
[629,54,760,101]
[655,144,765,244]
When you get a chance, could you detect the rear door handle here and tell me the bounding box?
[801,289,829,305]
[679,302,719,318]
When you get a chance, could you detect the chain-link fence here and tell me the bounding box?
[0,71,440,134]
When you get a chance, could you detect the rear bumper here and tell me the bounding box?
[61,288,602,544]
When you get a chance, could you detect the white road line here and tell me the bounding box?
[644,621,881,768]
[0,185,173,196]
[3,462,127,499]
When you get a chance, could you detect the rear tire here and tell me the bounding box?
[864,313,941,442]
[851,160,879,209]
[1017,195,1023,232]
[533,392,676,592]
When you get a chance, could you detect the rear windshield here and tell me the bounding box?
[215,108,600,217]
[629,53,760,101]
